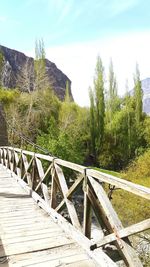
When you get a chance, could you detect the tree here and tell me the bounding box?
[34,39,49,91]
[89,56,105,160]
[89,87,96,157]
[107,59,119,124]
[94,56,105,154]
[134,63,143,126]
[17,58,33,93]
[64,80,71,103]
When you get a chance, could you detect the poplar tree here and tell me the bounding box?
[89,56,105,159]
[65,80,71,103]
[107,59,118,123]
[134,63,143,126]
[34,39,49,91]
[94,56,105,154]
[89,87,96,157]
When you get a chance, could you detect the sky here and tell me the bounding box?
[0,0,150,106]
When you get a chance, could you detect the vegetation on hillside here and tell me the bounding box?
[0,44,150,170]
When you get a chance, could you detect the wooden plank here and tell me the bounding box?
[0,229,64,246]
[83,191,92,238]
[50,166,57,209]
[54,163,81,230]
[0,227,60,240]
[0,235,74,257]
[35,163,52,192]
[35,157,50,205]
[87,169,150,200]
[0,221,58,233]
[88,176,143,267]
[3,244,93,267]
[95,218,150,248]
[18,254,94,267]
[0,217,54,228]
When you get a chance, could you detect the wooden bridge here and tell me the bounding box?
[0,146,150,267]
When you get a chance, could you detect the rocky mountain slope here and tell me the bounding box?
[141,78,150,115]
[0,45,73,100]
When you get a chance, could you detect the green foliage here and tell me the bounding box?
[143,116,150,146]
[89,56,105,160]
[134,63,143,126]
[106,59,120,124]
[37,101,89,164]
[123,149,150,180]
[0,88,20,105]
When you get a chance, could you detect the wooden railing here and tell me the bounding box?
[0,146,150,267]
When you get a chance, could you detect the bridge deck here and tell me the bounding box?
[0,165,96,267]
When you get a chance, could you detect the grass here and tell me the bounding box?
[91,154,150,226]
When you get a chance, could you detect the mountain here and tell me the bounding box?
[0,45,73,100]
[130,78,150,115]
[141,78,150,115]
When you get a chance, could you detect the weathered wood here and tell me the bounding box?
[55,174,84,212]
[50,165,57,209]
[35,163,52,192]
[14,172,117,267]
[95,218,150,248]
[88,176,143,267]
[87,169,150,200]
[35,157,50,205]
[4,146,150,199]
[83,191,92,238]
[54,163,81,230]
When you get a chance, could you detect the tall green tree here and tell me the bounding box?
[107,59,119,124]
[89,56,105,159]
[89,87,96,156]
[94,56,105,153]
[65,80,71,103]
[134,63,143,126]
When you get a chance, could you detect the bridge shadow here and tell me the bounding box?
[0,237,9,266]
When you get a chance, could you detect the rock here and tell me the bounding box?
[141,78,150,115]
[0,45,73,101]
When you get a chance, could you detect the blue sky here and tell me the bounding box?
[1,0,150,105]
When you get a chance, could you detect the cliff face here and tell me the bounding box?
[130,78,150,115]
[0,45,73,101]
[141,78,150,115]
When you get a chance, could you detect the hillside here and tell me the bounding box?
[0,45,73,101]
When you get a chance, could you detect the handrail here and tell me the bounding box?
[2,146,150,199]
[0,146,149,267]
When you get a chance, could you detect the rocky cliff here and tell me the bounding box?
[141,78,150,115]
[0,45,73,101]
